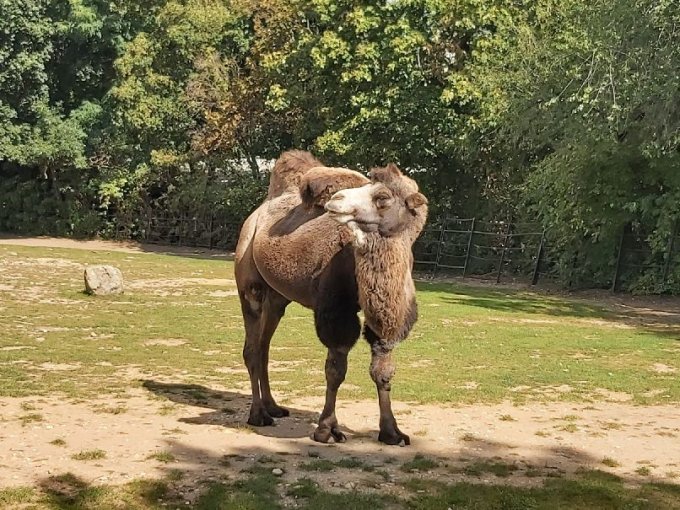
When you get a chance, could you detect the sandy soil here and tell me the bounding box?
[1,387,679,492]
[0,236,232,259]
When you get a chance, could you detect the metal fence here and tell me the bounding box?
[115,213,679,291]
[412,218,548,284]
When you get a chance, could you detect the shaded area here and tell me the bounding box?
[141,380,360,440]
[28,437,680,509]
[416,280,680,339]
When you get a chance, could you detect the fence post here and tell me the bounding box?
[208,215,214,250]
[462,218,476,277]
[496,222,512,284]
[661,221,677,289]
[531,230,546,286]
[611,224,626,292]
[433,221,446,277]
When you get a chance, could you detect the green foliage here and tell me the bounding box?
[0,0,677,292]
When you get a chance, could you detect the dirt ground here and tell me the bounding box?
[2,236,679,494]
[0,236,232,259]
[2,388,679,491]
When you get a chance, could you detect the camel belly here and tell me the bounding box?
[251,195,348,307]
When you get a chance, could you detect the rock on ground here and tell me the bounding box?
[84,265,124,295]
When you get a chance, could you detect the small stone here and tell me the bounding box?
[272,468,283,476]
[84,265,123,295]
[344,482,355,490]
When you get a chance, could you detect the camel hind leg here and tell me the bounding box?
[236,244,290,427]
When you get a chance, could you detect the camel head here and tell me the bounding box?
[324,163,428,242]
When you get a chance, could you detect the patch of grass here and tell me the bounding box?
[299,459,336,472]
[163,427,187,435]
[401,454,438,472]
[287,478,319,499]
[601,457,621,468]
[157,404,176,416]
[71,449,107,461]
[557,423,579,433]
[636,466,652,476]
[166,469,184,482]
[461,433,478,442]
[256,455,275,464]
[0,487,35,505]
[462,461,518,478]
[600,421,623,430]
[146,450,176,463]
[499,414,516,421]
[403,469,680,510]
[300,491,390,510]
[336,457,368,470]
[49,438,67,446]
[2,244,679,405]
[19,412,43,426]
[535,430,550,437]
[93,405,127,414]
[561,414,580,421]
[20,402,37,411]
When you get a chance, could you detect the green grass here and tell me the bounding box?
[601,457,621,468]
[461,461,519,478]
[146,450,176,463]
[299,459,336,472]
[19,412,44,426]
[3,467,680,510]
[404,471,680,509]
[401,454,438,472]
[71,449,107,461]
[1,244,679,405]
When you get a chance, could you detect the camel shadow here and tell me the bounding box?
[140,380,358,440]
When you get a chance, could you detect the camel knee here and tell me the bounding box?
[370,351,395,391]
[325,351,348,391]
[243,344,259,372]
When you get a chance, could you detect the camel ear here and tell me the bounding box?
[300,178,333,208]
[405,192,428,211]
[370,163,402,183]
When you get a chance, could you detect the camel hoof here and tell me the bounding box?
[265,405,289,418]
[247,412,274,427]
[312,426,346,444]
[378,430,410,446]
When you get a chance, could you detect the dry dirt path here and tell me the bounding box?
[0,236,231,259]
[1,388,679,491]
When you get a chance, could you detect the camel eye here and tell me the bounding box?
[374,192,392,209]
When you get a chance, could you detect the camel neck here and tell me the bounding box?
[353,235,417,344]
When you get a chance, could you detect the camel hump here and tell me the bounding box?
[268,150,324,199]
[299,167,370,209]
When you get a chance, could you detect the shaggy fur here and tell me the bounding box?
[267,150,323,199]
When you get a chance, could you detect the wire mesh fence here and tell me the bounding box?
[114,212,679,291]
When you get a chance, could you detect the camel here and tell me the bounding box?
[234,150,428,445]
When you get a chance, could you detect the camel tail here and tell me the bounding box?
[268,150,324,199]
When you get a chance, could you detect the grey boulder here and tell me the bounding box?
[84,265,124,295]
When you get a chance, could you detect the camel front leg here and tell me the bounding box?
[313,347,349,443]
[370,343,410,446]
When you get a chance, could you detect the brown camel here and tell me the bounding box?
[234,150,428,445]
